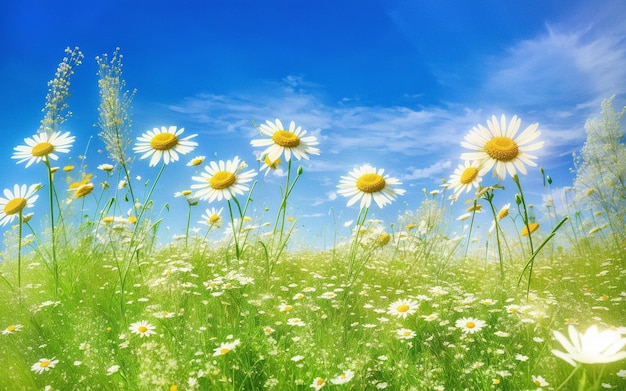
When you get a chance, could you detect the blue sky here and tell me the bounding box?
[2,0,626,249]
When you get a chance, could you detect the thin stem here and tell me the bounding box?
[17,211,23,300]
[554,365,581,391]
[485,193,505,280]
[45,161,59,294]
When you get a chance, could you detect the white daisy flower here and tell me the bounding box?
[134,126,197,167]
[13,131,75,168]
[337,164,405,209]
[0,184,40,226]
[460,114,544,180]
[190,156,257,202]
[251,119,320,161]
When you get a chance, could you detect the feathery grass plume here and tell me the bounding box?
[39,47,84,135]
[96,48,138,208]
[573,95,626,249]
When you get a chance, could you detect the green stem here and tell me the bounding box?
[17,211,23,300]
[485,193,505,280]
[554,364,582,390]
[45,161,59,294]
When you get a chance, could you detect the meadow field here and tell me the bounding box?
[1,48,625,391]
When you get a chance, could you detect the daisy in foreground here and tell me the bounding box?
[213,339,241,356]
[0,184,40,226]
[330,370,355,385]
[129,321,157,338]
[460,114,544,180]
[134,126,198,167]
[551,324,626,366]
[31,357,59,374]
[12,131,75,168]
[387,299,419,319]
[2,324,23,335]
[250,118,320,161]
[337,164,405,209]
[199,207,224,228]
[448,160,483,196]
[191,156,257,202]
[456,317,487,334]
[310,377,326,390]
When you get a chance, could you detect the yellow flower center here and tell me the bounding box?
[379,233,391,246]
[521,222,539,236]
[209,214,220,223]
[220,348,230,355]
[498,208,509,220]
[210,171,236,190]
[466,321,476,329]
[264,155,281,169]
[316,378,325,385]
[138,325,148,333]
[150,133,179,151]
[40,360,51,368]
[75,184,94,198]
[485,136,519,162]
[7,325,16,332]
[397,304,410,313]
[32,142,54,157]
[4,198,27,216]
[460,167,479,184]
[356,173,386,193]
[272,130,300,148]
[170,386,178,391]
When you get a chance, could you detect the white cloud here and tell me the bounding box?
[403,160,452,180]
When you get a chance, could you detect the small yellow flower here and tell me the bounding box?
[379,233,391,246]
[63,165,75,172]
[521,222,539,236]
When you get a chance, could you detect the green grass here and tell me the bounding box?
[1,223,625,390]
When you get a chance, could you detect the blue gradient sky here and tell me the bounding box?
[2,0,626,248]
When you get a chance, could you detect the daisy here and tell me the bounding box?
[387,299,419,319]
[532,375,549,387]
[199,207,223,228]
[212,339,241,356]
[337,164,405,209]
[190,156,257,202]
[489,203,511,232]
[251,118,320,161]
[287,317,306,327]
[310,377,326,390]
[330,370,354,385]
[448,160,483,195]
[98,163,114,171]
[72,183,94,199]
[129,320,156,338]
[31,357,59,374]
[396,328,416,340]
[2,324,23,335]
[134,126,198,167]
[551,325,626,366]
[259,155,282,176]
[455,317,486,334]
[522,222,539,236]
[460,114,544,180]
[0,184,40,226]
[187,155,206,167]
[13,131,75,168]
